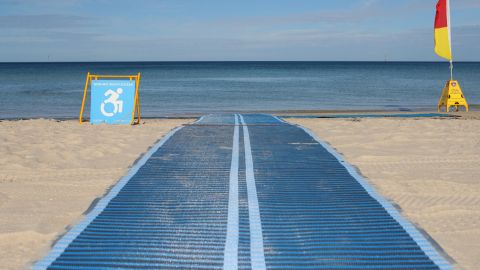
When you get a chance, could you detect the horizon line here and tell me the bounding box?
[1,60,480,64]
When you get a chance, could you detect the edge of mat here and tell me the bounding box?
[31,125,185,270]
[283,119,453,270]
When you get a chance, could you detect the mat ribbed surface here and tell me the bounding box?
[34,114,450,270]
[242,114,446,269]
[40,116,236,269]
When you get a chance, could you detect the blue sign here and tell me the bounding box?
[90,80,136,124]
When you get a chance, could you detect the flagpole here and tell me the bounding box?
[436,0,468,113]
[447,0,453,80]
[450,60,453,81]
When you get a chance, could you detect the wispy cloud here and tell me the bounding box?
[0,14,90,29]
[0,0,478,61]
[203,1,384,29]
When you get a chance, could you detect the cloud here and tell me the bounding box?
[203,1,384,29]
[0,1,478,61]
[276,0,385,25]
[2,0,92,9]
[0,14,90,29]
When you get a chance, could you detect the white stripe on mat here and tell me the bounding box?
[239,114,267,270]
[223,114,240,270]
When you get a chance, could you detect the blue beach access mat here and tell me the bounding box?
[34,114,451,270]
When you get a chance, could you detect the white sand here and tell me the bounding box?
[288,117,480,270]
[0,119,191,270]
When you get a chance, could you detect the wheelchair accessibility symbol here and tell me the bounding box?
[101,88,124,117]
[90,80,136,124]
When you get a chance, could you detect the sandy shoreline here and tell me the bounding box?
[0,119,192,270]
[2,108,477,121]
[288,117,480,270]
[1,115,479,269]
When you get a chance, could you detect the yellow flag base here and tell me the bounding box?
[437,80,469,112]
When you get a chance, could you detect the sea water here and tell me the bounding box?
[0,61,479,119]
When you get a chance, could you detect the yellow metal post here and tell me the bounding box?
[79,72,91,123]
[136,73,141,124]
[131,72,141,125]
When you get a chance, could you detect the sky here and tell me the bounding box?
[0,0,479,62]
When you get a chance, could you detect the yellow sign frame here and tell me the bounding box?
[79,72,142,124]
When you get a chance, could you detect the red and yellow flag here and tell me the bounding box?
[434,0,452,60]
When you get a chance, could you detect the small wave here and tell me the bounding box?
[16,88,80,96]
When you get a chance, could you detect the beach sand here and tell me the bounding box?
[0,119,191,270]
[288,116,480,270]
[2,116,479,270]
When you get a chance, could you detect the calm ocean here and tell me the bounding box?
[0,61,478,119]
